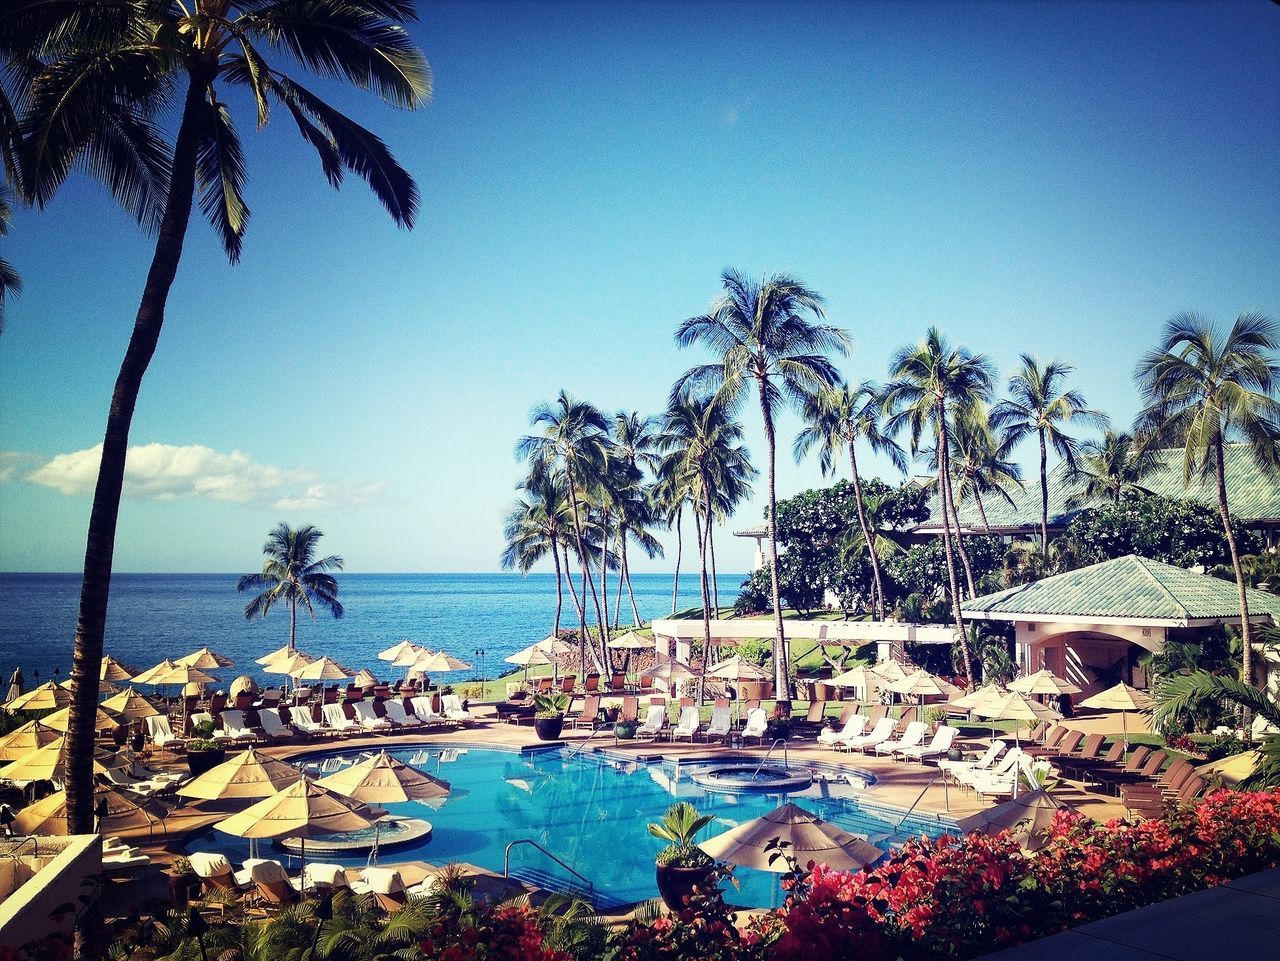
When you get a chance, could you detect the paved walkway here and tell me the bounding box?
[978,868,1280,961]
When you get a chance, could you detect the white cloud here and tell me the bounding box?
[15,442,380,510]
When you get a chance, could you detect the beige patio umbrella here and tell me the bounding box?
[215,777,379,883]
[134,660,217,687]
[0,739,113,783]
[178,746,304,800]
[41,704,124,733]
[647,657,696,684]
[505,644,554,682]
[391,644,430,668]
[256,644,298,667]
[700,803,882,873]
[265,651,315,677]
[100,655,137,682]
[176,647,235,670]
[949,682,1007,713]
[887,668,949,700]
[873,660,910,682]
[229,675,260,698]
[828,665,883,699]
[293,656,355,682]
[354,668,379,688]
[973,692,1062,747]
[102,687,160,719]
[0,721,60,762]
[378,640,421,663]
[1199,749,1261,788]
[706,655,770,681]
[955,789,1075,852]
[1079,682,1155,752]
[58,678,121,696]
[534,634,576,655]
[317,749,449,862]
[606,632,651,651]
[130,659,180,685]
[14,785,166,837]
[1008,669,1082,697]
[4,681,72,713]
[413,651,471,674]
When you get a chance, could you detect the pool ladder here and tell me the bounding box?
[564,726,611,759]
[894,771,949,829]
[504,838,594,899]
[750,739,790,780]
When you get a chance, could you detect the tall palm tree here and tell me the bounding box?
[0,186,19,334]
[237,524,344,650]
[948,407,1022,532]
[675,270,848,698]
[517,392,613,672]
[1154,670,1280,787]
[8,0,429,835]
[884,328,995,688]
[610,411,663,625]
[1136,311,1280,693]
[502,471,573,638]
[1071,429,1166,503]
[653,474,691,615]
[793,380,905,618]
[991,355,1109,547]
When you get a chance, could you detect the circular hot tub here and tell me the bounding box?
[691,765,813,793]
[277,815,432,854]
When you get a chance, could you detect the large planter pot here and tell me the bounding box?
[168,872,200,909]
[614,722,637,740]
[186,747,226,777]
[534,716,564,741]
[655,861,717,911]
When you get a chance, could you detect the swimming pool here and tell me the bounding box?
[192,745,955,908]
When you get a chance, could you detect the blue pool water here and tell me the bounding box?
[192,745,955,909]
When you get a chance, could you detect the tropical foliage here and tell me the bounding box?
[237,523,345,650]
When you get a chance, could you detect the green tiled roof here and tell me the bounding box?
[917,443,1280,531]
[962,554,1280,624]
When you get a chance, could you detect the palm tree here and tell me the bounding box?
[991,355,1109,547]
[237,524,344,650]
[794,380,905,618]
[610,412,663,625]
[9,0,429,836]
[837,488,906,608]
[517,392,613,672]
[653,474,691,616]
[948,408,1023,531]
[884,328,995,688]
[1135,311,1280,693]
[502,471,573,638]
[675,269,848,698]
[1154,670,1280,787]
[1071,429,1167,503]
[0,186,20,334]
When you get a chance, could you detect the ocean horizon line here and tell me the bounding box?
[0,569,749,578]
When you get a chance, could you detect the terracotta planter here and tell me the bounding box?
[655,861,717,910]
[534,716,564,741]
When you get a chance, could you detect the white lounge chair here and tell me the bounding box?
[145,714,181,749]
[321,703,359,735]
[819,714,868,749]
[257,708,293,742]
[705,705,733,743]
[189,852,246,896]
[102,839,149,874]
[290,862,350,894]
[671,706,701,742]
[939,739,1005,781]
[955,747,1024,788]
[289,706,326,737]
[898,725,959,763]
[973,755,1049,799]
[189,712,234,743]
[635,704,668,740]
[220,710,257,741]
[382,700,422,728]
[875,720,928,756]
[741,707,769,745]
[352,700,391,731]
[440,694,474,724]
[410,696,445,724]
[839,716,897,753]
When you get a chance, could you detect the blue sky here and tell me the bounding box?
[1,0,1277,574]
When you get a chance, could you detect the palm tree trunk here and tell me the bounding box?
[289,597,298,651]
[671,505,683,615]
[625,554,642,627]
[706,489,720,613]
[944,466,977,598]
[597,517,613,672]
[1215,437,1254,734]
[695,496,712,702]
[566,470,609,672]
[66,77,207,836]
[758,384,791,701]
[938,414,974,690]
[1039,429,1050,548]
[614,529,627,629]
[849,445,886,619]
[551,534,564,637]
[973,486,992,532]
[562,541,583,622]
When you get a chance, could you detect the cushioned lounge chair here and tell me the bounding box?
[819,714,868,749]
[671,706,701,742]
[899,725,958,763]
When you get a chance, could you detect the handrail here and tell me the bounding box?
[565,726,611,760]
[751,739,789,779]
[504,838,594,894]
[2,836,39,858]
[895,771,949,828]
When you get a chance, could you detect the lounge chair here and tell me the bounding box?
[899,725,959,763]
[354,867,436,912]
[290,862,350,894]
[973,755,1050,799]
[321,703,359,736]
[189,712,235,743]
[866,703,890,724]
[834,702,862,726]
[441,694,474,724]
[875,720,928,756]
[410,696,446,724]
[741,708,770,745]
[839,716,897,753]
[352,700,391,731]
[1061,739,1125,783]
[534,677,554,695]
[1094,749,1168,795]
[383,700,423,728]
[559,675,577,695]
[939,739,1005,781]
[1022,726,1073,757]
[635,704,668,740]
[100,765,171,797]
[145,714,182,749]
[898,706,919,726]
[671,706,701,742]
[582,674,602,695]
[794,700,828,735]
[573,695,602,730]
[1127,774,1208,818]
[1120,758,1197,803]
[101,838,149,875]
[289,706,326,737]
[189,852,245,899]
[258,708,294,742]
[219,710,257,741]
[818,714,868,749]
[246,859,299,910]
[954,747,1024,788]
[617,696,639,724]
[705,703,733,743]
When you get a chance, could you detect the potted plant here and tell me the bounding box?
[184,721,225,776]
[649,802,717,910]
[765,705,792,742]
[614,718,637,740]
[167,856,200,908]
[924,706,948,733]
[532,693,569,740]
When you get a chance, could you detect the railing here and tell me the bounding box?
[504,839,594,896]
[895,771,949,828]
[751,739,790,779]
[565,725,611,760]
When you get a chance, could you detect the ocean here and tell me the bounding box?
[0,572,746,686]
